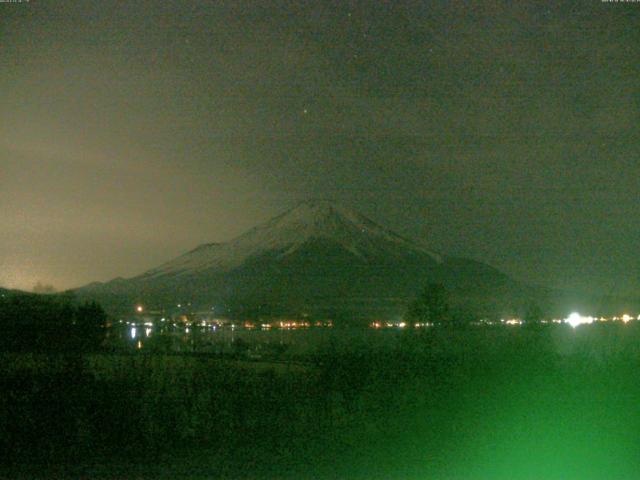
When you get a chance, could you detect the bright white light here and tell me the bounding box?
[145,327,152,337]
[136,305,143,313]
[398,322,406,328]
[130,327,137,339]
[565,312,593,328]
[622,314,632,323]
[566,313,581,328]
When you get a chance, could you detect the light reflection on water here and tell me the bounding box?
[114,324,407,354]
[110,323,640,360]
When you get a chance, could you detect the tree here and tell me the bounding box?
[406,283,450,325]
[523,301,544,325]
[73,301,108,352]
[0,293,108,353]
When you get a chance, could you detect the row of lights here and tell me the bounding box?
[132,307,333,330]
[565,312,638,328]
[137,305,638,331]
[368,314,640,329]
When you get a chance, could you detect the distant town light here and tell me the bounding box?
[622,314,632,323]
[136,305,143,313]
[566,312,593,328]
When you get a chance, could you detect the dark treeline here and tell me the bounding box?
[0,291,107,352]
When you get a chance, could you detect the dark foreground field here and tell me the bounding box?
[2,324,640,479]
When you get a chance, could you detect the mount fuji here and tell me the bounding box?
[143,200,442,277]
[77,200,542,320]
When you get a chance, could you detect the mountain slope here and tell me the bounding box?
[141,200,441,278]
[77,200,543,319]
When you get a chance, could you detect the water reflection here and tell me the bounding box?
[109,321,399,357]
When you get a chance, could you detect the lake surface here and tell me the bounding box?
[109,320,640,360]
[112,323,409,355]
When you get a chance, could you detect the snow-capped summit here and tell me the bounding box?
[141,200,441,278]
[77,199,537,320]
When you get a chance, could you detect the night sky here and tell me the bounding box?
[1,1,639,295]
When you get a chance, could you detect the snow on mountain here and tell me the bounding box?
[77,200,563,320]
[140,200,441,278]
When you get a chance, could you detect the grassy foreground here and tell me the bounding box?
[2,324,640,479]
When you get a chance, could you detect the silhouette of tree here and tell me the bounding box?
[0,292,108,352]
[524,301,544,326]
[74,301,108,352]
[406,283,450,325]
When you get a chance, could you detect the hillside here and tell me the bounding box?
[77,200,552,320]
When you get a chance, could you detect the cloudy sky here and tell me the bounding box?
[1,0,639,294]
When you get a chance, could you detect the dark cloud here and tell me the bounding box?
[1,0,638,294]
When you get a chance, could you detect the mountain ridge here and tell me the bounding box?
[139,200,441,279]
[76,200,554,319]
